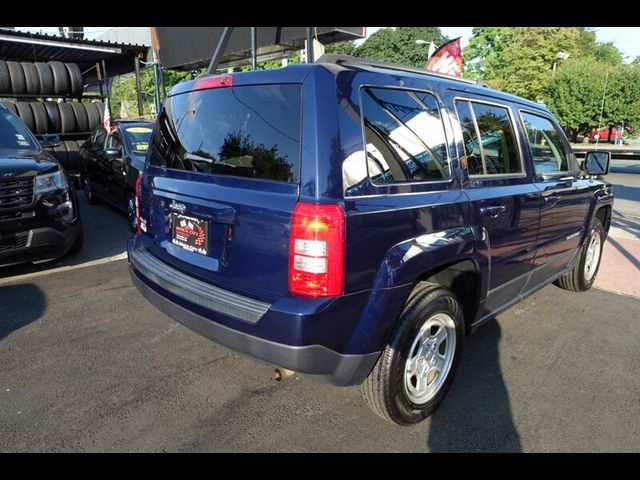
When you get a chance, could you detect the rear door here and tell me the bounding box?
[140,81,302,302]
[452,95,542,313]
[518,110,590,285]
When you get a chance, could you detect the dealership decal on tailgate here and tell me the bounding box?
[171,213,209,255]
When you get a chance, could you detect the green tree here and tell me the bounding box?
[462,27,514,81]
[544,58,608,141]
[324,40,356,56]
[592,42,624,65]
[545,59,640,141]
[499,27,599,101]
[110,68,193,116]
[355,27,446,68]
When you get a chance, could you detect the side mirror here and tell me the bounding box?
[104,147,122,159]
[41,134,61,149]
[584,151,610,176]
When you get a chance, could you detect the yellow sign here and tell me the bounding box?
[126,127,153,133]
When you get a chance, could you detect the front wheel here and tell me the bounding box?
[554,217,605,292]
[361,282,465,425]
[83,174,98,205]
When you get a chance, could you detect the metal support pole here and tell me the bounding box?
[101,59,111,115]
[306,27,314,63]
[96,62,104,97]
[152,50,161,115]
[251,27,257,71]
[134,56,143,117]
[207,27,235,74]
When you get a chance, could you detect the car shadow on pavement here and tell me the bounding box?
[0,283,46,340]
[427,319,522,452]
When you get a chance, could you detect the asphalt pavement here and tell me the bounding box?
[0,164,639,452]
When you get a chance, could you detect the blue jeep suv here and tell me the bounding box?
[128,54,613,425]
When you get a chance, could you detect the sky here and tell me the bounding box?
[13,26,640,63]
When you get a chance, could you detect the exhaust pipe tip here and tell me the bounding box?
[273,367,296,381]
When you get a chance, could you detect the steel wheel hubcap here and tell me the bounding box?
[584,231,601,281]
[404,312,456,405]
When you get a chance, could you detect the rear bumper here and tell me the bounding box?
[128,244,380,386]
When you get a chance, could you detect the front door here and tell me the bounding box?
[454,97,541,314]
[518,111,591,286]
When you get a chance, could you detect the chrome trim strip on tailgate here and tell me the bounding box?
[130,248,271,323]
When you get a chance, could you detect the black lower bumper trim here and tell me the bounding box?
[130,265,380,386]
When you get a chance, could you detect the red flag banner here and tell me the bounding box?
[426,37,463,77]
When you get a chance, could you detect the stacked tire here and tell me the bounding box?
[1,100,105,134]
[0,60,84,97]
[52,140,85,172]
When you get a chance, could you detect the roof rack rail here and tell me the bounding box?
[315,53,479,86]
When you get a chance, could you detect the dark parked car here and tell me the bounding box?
[0,102,82,268]
[80,121,153,230]
[128,55,613,425]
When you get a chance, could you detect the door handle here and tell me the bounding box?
[480,205,507,218]
[543,195,561,205]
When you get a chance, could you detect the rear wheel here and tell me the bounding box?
[554,218,605,292]
[361,282,465,425]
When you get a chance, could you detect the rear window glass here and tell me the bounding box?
[122,125,153,155]
[148,84,302,183]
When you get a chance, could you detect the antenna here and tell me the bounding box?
[595,70,609,152]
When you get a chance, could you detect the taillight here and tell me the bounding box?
[135,173,143,234]
[169,75,234,97]
[288,202,345,297]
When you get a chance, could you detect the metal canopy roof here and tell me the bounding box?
[0,29,148,82]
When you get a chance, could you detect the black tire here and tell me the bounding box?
[29,102,49,134]
[7,61,26,94]
[52,142,69,168]
[21,62,40,95]
[34,62,54,95]
[65,63,83,97]
[83,174,99,204]
[554,218,605,292]
[70,102,89,132]
[1,100,17,114]
[95,102,105,120]
[0,61,11,94]
[67,225,84,255]
[43,101,61,133]
[84,102,101,130]
[15,102,35,132]
[64,140,81,171]
[48,61,70,95]
[361,282,465,425]
[57,102,77,133]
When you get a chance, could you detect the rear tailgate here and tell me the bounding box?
[138,81,302,302]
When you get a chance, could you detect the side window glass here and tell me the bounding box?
[108,132,122,149]
[470,103,521,175]
[361,87,450,183]
[454,100,484,175]
[520,112,569,174]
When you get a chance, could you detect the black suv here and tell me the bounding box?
[80,121,153,230]
[0,103,82,267]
